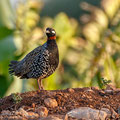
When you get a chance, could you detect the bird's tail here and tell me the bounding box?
[9,60,19,75]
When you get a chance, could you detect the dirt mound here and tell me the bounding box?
[0,87,120,119]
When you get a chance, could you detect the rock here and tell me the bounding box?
[100,108,111,117]
[115,88,120,93]
[67,88,74,93]
[1,115,25,120]
[66,107,108,119]
[1,108,39,119]
[64,114,78,120]
[35,106,48,117]
[117,106,120,114]
[99,90,105,96]
[40,116,62,120]
[32,103,36,111]
[44,98,58,108]
[91,86,99,90]
[46,91,56,96]
[15,108,29,117]
[111,107,118,118]
[27,112,39,119]
[104,90,113,94]
[1,110,12,116]
[106,85,116,90]
[85,88,94,92]
[15,107,39,119]
[32,103,36,108]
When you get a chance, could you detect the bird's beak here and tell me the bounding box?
[46,30,50,34]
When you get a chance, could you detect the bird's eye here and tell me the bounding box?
[52,31,55,34]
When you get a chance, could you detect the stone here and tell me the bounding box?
[99,90,105,96]
[117,106,120,114]
[68,88,74,93]
[66,107,108,119]
[16,108,28,117]
[44,98,58,108]
[111,107,118,118]
[101,108,111,117]
[91,86,99,90]
[40,116,62,120]
[35,106,48,117]
[106,85,116,90]
[104,89,113,94]
[27,112,39,119]
[85,88,94,92]
[46,91,56,96]
[1,110,12,116]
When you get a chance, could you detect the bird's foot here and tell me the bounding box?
[40,86,44,90]
[38,86,44,92]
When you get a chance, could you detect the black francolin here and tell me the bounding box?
[9,28,59,90]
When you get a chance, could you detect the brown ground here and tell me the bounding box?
[0,86,120,119]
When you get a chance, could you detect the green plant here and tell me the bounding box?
[11,93,22,104]
[100,78,112,89]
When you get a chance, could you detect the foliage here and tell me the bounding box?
[99,78,111,89]
[11,93,22,104]
[1,0,120,97]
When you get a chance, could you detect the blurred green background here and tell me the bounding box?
[1,0,120,97]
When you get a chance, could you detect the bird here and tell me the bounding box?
[9,27,59,90]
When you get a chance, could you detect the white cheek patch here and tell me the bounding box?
[52,31,55,34]
[46,30,50,33]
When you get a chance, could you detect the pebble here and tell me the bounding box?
[32,103,36,111]
[104,89,113,94]
[1,115,25,120]
[46,91,56,96]
[85,88,94,92]
[99,90,105,96]
[110,107,118,118]
[114,88,120,93]
[44,98,58,108]
[40,116,62,120]
[32,103,36,108]
[15,108,39,119]
[91,86,99,90]
[27,112,39,119]
[35,106,48,117]
[117,106,120,114]
[106,85,116,90]
[1,110,12,116]
[68,88,74,93]
[16,108,28,117]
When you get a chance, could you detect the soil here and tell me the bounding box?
[0,86,120,119]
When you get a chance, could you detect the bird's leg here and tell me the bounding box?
[37,78,44,90]
[37,78,41,90]
[40,78,44,90]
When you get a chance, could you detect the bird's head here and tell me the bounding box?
[46,27,56,40]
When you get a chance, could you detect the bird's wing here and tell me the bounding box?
[20,46,42,76]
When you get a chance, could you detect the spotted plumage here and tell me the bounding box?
[9,28,59,90]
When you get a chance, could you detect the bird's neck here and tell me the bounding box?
[47,36,56,40]
[47,37,57,48]
[47,39,56,44]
